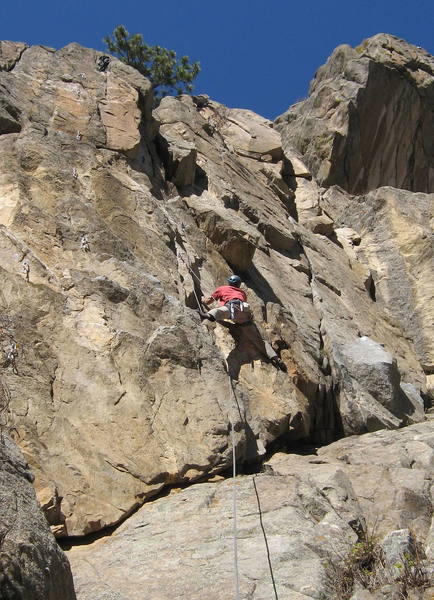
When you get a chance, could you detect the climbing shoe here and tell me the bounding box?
[271,356,287,372]
[197,310,215,322]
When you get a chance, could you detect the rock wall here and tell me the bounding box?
[275,34,434,195]
[0,34,431,550]
[0,433,75,599]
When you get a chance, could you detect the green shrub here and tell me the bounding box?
[324,529,430,599]
[103,25,201,100]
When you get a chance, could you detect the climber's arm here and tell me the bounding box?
[202,287,222,306]
[201,296,214,306]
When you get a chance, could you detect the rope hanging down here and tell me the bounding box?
[158,201,278,599]
[64,101,276,596]
[228,377,241,600]
[165,207,243,597]
[177,251,203,311]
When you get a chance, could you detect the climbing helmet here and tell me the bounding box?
[227,275,242,287]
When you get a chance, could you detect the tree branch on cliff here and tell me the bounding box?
[103,25,201,101]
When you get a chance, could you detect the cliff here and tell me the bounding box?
[0,33,432,599]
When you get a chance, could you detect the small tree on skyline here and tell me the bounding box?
[103,25,201,100]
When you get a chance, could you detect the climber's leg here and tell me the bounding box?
[208,306,231,321]
[198,306,230,322]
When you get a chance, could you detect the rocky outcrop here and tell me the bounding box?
[321,185,434,375]
[333,336,425,433]
[0,33,431,545]
[67,421,434,600]
[275,34,434,195]
[0,433,76,599]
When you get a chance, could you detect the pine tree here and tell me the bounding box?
[103,25,201,100]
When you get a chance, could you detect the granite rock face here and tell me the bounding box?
[275,34,434,195]
[0,34,431,546]
[321,185,434,374]
[0,433,76,600]
[67,421,434,600]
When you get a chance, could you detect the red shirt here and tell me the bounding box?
[211,285,247,306]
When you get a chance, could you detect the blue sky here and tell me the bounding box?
[2,0,433,119]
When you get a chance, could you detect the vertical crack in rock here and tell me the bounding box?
[299,240,343,444]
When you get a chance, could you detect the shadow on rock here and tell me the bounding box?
[224,321,274,380]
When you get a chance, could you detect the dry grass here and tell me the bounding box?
[324,527,430,599]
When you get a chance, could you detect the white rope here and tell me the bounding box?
[161,200,241,597]
[159,205,205,309]
[177,252,203,310]
[228,376,241,600]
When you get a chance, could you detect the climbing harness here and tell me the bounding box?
[97,55,111,72]
[225,299,252,324]
[228,299,243,320]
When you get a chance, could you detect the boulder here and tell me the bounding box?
[334,336,423,433]
[0,433,76,599]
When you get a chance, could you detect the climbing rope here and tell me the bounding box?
[177,252,203,310]
[177,240,242,596]
[252,476,279,599]
[228,376,240,600]
[144,198,279,598]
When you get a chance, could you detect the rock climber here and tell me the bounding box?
[199,275,251,323]
[198,275,287,371]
